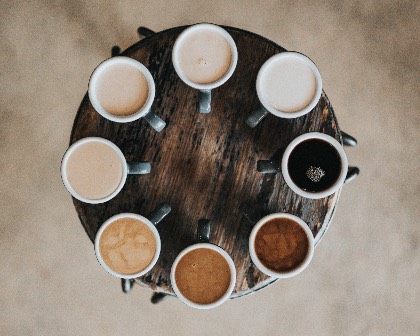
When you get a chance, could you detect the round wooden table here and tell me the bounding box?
[70,25,343,298]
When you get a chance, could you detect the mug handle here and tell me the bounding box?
[239,203,260,225]
[143,109,166,132]
[245,105,269,128]
[127,162,151,174]
[148,203,172,226]
[197,219,211,243]
[341,131,360,184]
[344,166,360,185]
[199,90,211,113]
[341,131,358,147]
[257,160,280,173]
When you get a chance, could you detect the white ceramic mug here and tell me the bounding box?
[170,220,236,309]
[88,56,166,132]
[246,212,314,279]
[257,132,348,199]
[95,205,171,279]
[172,23,238,113]
[246,52,322,127]
[282,132,348,199]
[61,137,150,204]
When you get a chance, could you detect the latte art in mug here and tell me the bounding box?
[99,217,157,275]
[177,28,233,84]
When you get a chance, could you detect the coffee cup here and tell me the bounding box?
[61,137,151,204]
[88,56,166,132]
[94,204,171,279]
[170,219,236,309]
[246,52,322,128]
[240,204,314,278]
[172,23,238,113]
[258,132,348,199]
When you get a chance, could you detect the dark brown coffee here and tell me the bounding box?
[254,218,309,272]
[288,139,342,193]
[174,248,231,304]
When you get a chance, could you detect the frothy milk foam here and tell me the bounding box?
[96,63,149,116]
[260,56,317,113]
[177,28,232,84]
[66,141,123,200]
[99,217,156,275]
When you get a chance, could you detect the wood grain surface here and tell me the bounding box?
[69,25,342,297]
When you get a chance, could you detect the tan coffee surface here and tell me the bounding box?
[175,248,231,304]
[96,63,149,116]
[99,217,157,275]
[178,28,232,84]
[260,57,316,113]
[66,141,123,200]
[255,218,309,272]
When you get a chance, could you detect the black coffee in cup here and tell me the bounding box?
[287,139,342,192]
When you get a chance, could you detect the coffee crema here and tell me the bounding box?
[99,217,156,275]
[174,248,231,304]
[260,56,316,113]
[66,141,123,200]
[255,218,309,272]
[96,63,149,116]
[288,139,342,193]
[177,28,232,84]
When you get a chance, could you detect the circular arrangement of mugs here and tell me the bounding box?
[61,23,349,309]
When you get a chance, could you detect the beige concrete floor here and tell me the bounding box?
[1,1,419,335]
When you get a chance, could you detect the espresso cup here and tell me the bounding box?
[246,52,322,128]
[240,204,314,279]
[172,23,238,113]
[170,219,236,309]
[88,56,166,132]
[95,204,171,279]
[61,137,151,204]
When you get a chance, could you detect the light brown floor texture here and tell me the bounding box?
[0,1,419,335]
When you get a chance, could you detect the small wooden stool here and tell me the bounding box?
[69,25,359,303]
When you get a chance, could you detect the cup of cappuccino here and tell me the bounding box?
[61,137,151,204]
[170,220,236,309]
[246,52,322,128]
[88,56,166,132]
[172,23,238,113]
[240,205,314,279]
[95,204,171,279]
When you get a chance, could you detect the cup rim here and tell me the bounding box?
[88,56,156,123]
[170,243,236,309]
[249,213,314,279]
[281,132,348,199]
[94,213,161,279]
[60,137,127,204]
[256,52,322,118]
[172,23,238,90]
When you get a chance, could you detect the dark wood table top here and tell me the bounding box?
[70,25,342,298]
